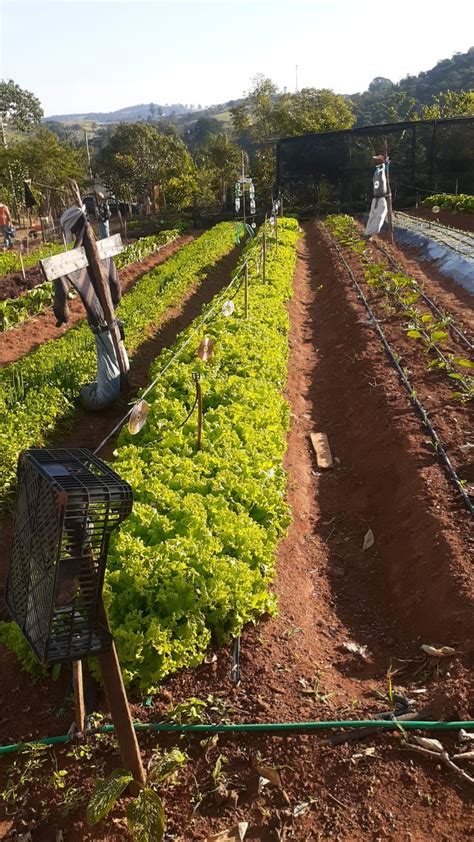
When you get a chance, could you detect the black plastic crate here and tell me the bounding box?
[5,448,133,665]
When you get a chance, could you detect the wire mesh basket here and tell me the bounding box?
[5,448,133,665]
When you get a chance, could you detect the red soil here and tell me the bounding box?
[0,223,472,841]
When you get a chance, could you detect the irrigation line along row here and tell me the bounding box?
[1,719,474,756]
[358,241,472,393]
[94,235,264,457]
[371,238,474,354]
[323,227,474,516]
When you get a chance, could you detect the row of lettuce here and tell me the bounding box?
[0,240,66,277]
[422,193,474,214]
[103,218,300,690]
[0,230,180,332]
[0,223,236,502]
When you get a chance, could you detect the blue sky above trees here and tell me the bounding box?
[1,0,472,115]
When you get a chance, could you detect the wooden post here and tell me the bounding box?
[244,262,249,319]
[72,660,86,733]
[383,141,394,245]
[18,247,26,280]
[69,180,129,390]
[97,602,146,790]
[26,211,31,257]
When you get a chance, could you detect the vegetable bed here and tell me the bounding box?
[0,223,236,503]
[0,230,179,332]
[103,219,300,690]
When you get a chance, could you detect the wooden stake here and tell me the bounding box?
[72,660,85,733]
[195,374,203,450]
[98,601,146,791]
[244,262,249,319]
[18,247,26,281]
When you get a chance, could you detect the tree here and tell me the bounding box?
[0,79,43,135]
[184,117,224,153]
[230,102,252,139]
[0,127,87,216]
[420,90,474,119]
[247,74,278,141]
[368,77,395,94]
[97,123,197,210]
[273,88,355,136]
[195,134,241,207]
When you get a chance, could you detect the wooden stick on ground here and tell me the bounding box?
[403,743,474,786]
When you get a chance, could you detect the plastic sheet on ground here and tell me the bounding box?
[392,212,474,293]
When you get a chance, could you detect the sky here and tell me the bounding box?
[1,0,473,117]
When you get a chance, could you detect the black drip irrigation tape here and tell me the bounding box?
[372,239,474,355]
[322,227,474,516]
[393,213,474,261]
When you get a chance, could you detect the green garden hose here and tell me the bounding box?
[0,719,472,756]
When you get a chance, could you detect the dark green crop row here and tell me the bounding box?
[0,223,236,502]
[101,218,301,690]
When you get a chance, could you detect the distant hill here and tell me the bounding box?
[398,47,474,103]
[47,99,243,125]
[48,102,193,123]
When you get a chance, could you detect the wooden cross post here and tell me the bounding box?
[69,180,129,390]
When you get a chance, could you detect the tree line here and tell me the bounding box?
[1,54,473,221]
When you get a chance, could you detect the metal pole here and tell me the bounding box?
[274,214,278,254]
[84,130,93,182]
[244,262,249,319]
[262,215,267,283]
[241,150,246,226]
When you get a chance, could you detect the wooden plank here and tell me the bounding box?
[310,432,334,469]
[96,233,124,260]
[40,246,88,281]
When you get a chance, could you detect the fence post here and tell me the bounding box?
[244,262,249,319]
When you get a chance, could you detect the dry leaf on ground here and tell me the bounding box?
[362,528,374,551]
